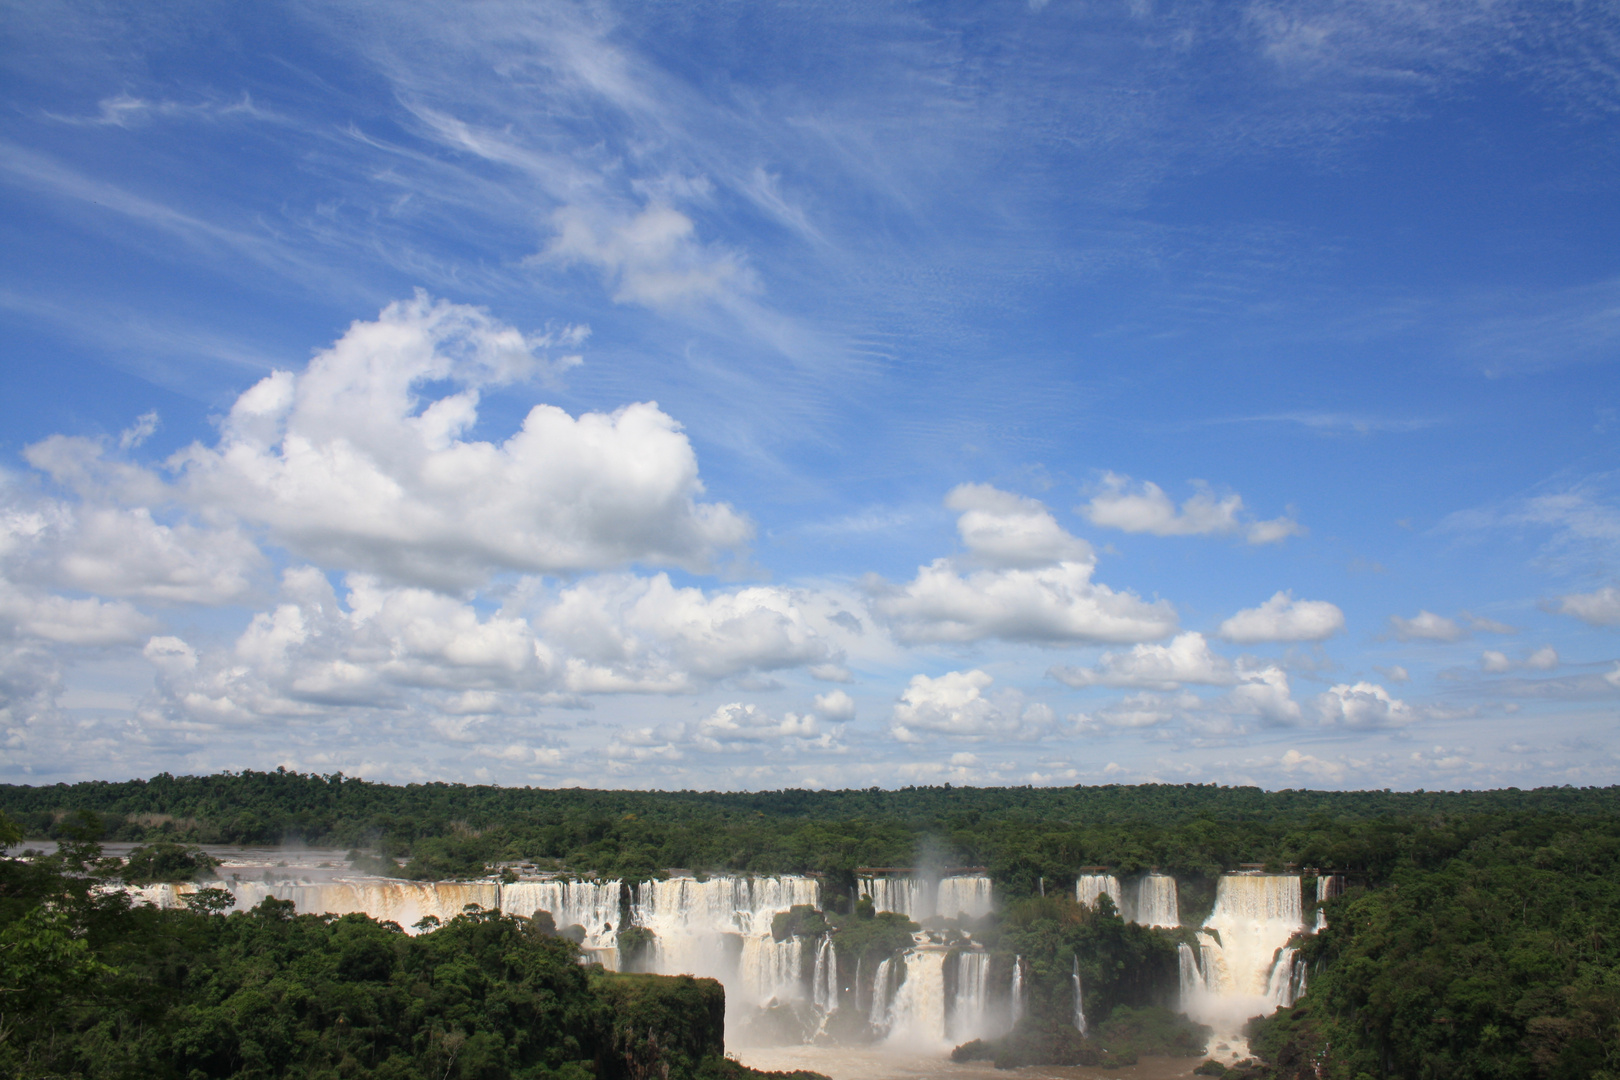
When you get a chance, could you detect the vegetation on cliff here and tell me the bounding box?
[0,814,822,1080]
[6,776,1620,1079]
[953,1005,1209,1069]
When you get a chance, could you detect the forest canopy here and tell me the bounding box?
[4,770,1616,889]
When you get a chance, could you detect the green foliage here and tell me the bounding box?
[348,849,403,876]
[1093,1005,1210,1057]
[951,1020,1137,1069]
[0,810,20,849]
[822,909,917,965]
[7,772,1620,1078]
[401,835,489,880]
[616,925,656,969]
[771,904,829,941]
[951,1007,1205,1069]
[10,770,1619,888]
[0,842,825,1080]
[121,841,220,883]
[1246,812,1620,1080]
[976,893,1179,1026]
[592,971,725,1080]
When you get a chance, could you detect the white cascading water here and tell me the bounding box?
[1076,873,1122,915]
[869,956,898,1028]
[500,879,624,961]
[812,935,838,1014]
[861,876,994,920]
[950,951,994,1041]
[1072,956,1087,1035]
[862,877,928,918]
[1009,956,1024,1024]
[130,879,503,931]
[632,876,820,1013]
[1130,874,1180,928]
[1179,874,1308,1057]
[738,934,805,1005]
[1263,947,1309,1009]
[937,877,995,919]
[880,949,950,1048]
[1076,873,1178,928]
[1314,874,1343,931]
[139,874,824,1034]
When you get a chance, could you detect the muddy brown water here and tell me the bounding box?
[734,1047,1204,1080]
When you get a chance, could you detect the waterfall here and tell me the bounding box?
[1179,874,1307,1056]
[129,879,503,931]
[861,877,929,918]
[812,935,838,1014]
[1177,942,1205,1012]
[860,875,994,920]
[882,949,950,1048]
[630,875,820,1012]
[937,876,995,919]
[738,935,804,1005]
[854,954,864,1015]
[1009,956,1024,1024]
[949,951,993,1041]
[499,879,623,955]
[1077,873,1178,928]
[1076,873,1122,916]
[869,957,898,1029]
[1072,956,1087,1036]
[1313,874,1343,931]
[1264,947,1304,1009]
[1130,874,1180,928]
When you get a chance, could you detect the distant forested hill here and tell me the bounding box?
[4,771,1616,888]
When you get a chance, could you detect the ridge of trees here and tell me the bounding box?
[5,771,1617,889]
[0,817,826,1080]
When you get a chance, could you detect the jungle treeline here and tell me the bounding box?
[3,773,1619,1079]
[4,769,1617,890]
[0,815,821,1080]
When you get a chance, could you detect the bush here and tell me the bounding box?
[772,903,829,940]
[120,842,218,883]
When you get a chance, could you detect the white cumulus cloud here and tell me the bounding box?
[543,203,752,308]
[166,293,749,587]
[1080,473,1301,544]
[813,689,856,722]
[891,669,1052,742]
[694,702,824,752]
[875,559,1178,645]
[1315,681,1415,729]
[1554,586,1620,626]
[872,486,1175,645]
[1049,632,1235,689]
[1221,666,1305,727]
[1388,610,1467,642]
[2,475,261,607]
[0,583,155,646]
[1218,592,1345,643]
[945,483,1093,567]
[539,573,838,693]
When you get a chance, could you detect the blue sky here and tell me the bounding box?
[1,0,1616,790]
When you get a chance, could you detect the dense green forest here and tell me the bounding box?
[5,770,1618,890]
[1248,808,1620,1080]
[4,774,1619,1079]
[0,814,820,1080]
